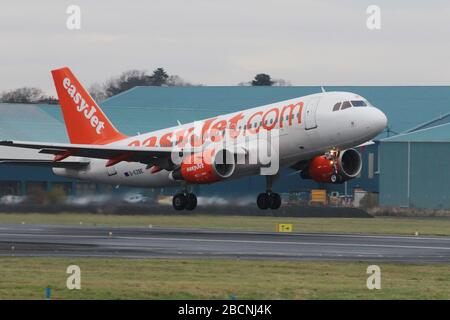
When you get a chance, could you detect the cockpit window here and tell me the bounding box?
[332,102,341,111]
[341,101,352,110]
[351,100,367,107]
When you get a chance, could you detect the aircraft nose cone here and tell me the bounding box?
[375,108,388,133]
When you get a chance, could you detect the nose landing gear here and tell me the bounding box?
[326,148,342,183]
[172,192,197,210]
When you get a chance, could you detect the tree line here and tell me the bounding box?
[0,68,290,104]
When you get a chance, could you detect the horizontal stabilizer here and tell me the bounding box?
[0,159,89,169]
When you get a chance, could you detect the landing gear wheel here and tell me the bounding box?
[269,193,281,210]
[185,193,197,211]
[331,174,342,183]
[257,193,270,210]
[257,175,282,210]
[172,193,187,210]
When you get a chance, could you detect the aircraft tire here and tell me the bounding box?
[257,193,270,210]
[269,193,282,210]
[173,193,187,210]
[185,193,197,210]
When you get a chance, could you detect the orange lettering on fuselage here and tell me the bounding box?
[160,132,173,147]
[210,120,227,142]
[137,102,303,148]
[280,102,303,128]
[228,113,244,139]
[262,108,279,130]
[128,140,140,147]
[142,136,157,147]
[189,118,216,147]
[246,111,263,134]
[174,128,189,147]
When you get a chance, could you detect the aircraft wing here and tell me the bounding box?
[356,140,375,148]
[0,140,189,167]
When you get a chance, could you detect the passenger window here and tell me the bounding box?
[351,100,367,107]
[341,101,352,110]
[333,102,341,111]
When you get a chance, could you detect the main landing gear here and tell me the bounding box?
[172,192,197,211]
[256,175,281,210]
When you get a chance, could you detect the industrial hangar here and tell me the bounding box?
[0,86,449,209]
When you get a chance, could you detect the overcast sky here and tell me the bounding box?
[1,0,450,94]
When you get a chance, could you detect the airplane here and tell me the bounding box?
[0,67,387,210]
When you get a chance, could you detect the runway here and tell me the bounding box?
[0,224,449,263]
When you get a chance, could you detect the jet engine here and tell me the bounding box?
[301,148,362,184]
[170,148,235,184]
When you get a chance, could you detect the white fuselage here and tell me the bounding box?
[54,91,387,187]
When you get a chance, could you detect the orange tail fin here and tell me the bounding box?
[51,67,127,144]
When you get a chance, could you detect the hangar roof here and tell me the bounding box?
[1,86,449,142]
[381,122,450,142]
[0,103,68,142]
[404,111,450,133]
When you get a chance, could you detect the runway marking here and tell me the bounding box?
[4,225,450,241]
[1,233,450,252]
[117,236,450,251]
[139,227,450,241]
[0,227,43,231]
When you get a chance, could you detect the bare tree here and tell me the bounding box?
[167,75,196,87]
[272,78,292,86]
[36,95,59,104]
[0,87,45,103]
[98,67,198,98]
[88,83,108,102]
[104,70,151,97]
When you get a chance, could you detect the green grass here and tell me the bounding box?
[0,257,448,299]
[0,213,449,236]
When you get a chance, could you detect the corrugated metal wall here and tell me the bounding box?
[379,142,409,206]
[380,142,450,209]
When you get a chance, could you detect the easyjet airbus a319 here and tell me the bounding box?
[0,68,387,210]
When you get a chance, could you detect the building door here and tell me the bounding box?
[304,97,320,130]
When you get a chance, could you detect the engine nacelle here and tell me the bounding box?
[170,148,235,184]
[301,149,362,184]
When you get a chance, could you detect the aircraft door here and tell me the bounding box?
[304,97,320,130]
